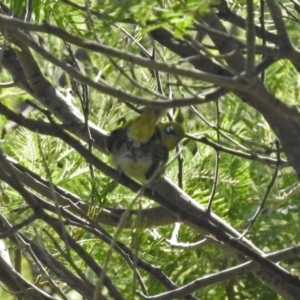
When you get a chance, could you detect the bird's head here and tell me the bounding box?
[160,122,185,151]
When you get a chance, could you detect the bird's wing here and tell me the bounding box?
[106,128,127,153]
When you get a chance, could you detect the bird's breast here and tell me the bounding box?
[111,142,153,182]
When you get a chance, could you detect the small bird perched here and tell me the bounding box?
[107,121,185,183]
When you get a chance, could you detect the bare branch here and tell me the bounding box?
[245,0,256,74]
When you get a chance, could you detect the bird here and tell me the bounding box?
[107,121,185,183]
[124,108,167,146]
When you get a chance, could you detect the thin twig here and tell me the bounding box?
[259,0,266,82]
[240,140,281,238]
[206,100,220,211]
[245,0,256,74]
[0,214,38,239]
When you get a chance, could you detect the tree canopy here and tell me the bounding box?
[0,0,300,299]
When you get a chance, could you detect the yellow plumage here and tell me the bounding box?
[107,113,185,183]
[125,108,166,145]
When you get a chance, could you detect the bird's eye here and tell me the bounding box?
[166,126,174,133]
